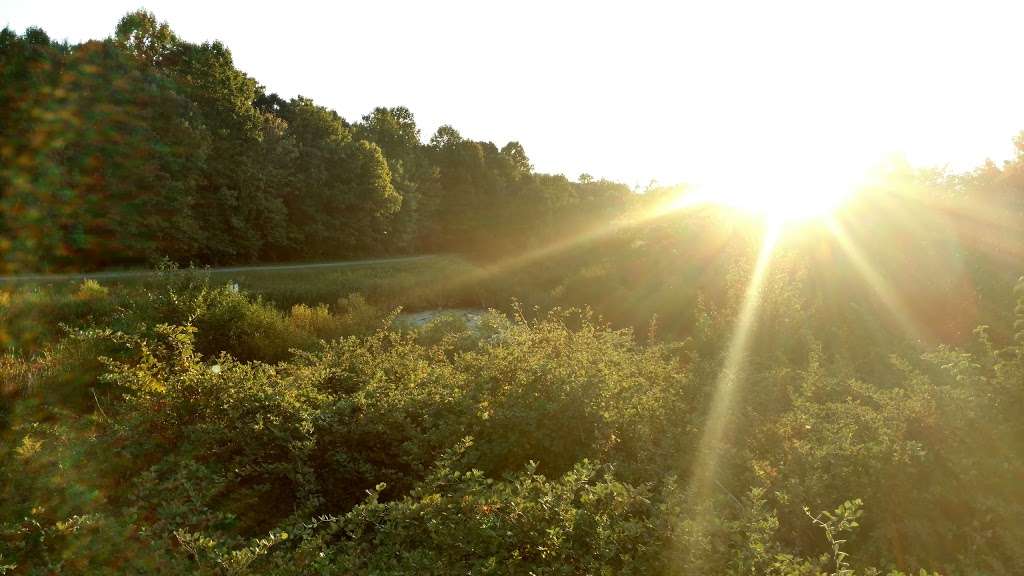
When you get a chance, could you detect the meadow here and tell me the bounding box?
[2,232,1022,575]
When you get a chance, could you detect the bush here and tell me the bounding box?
[2,271,1022,574]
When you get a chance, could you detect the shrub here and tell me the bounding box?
[2,271,1022,574]
[194,289,309,362]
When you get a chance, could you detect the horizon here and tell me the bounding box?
[5,0,1024,192]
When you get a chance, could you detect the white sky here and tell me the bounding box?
[4,0,1024,190]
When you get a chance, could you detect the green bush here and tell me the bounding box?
[2,271,1022,574]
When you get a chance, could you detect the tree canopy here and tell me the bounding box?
[0,11,633,272]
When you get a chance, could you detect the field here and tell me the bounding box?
[2,244,1022,575]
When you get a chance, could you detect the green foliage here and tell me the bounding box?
[804,499,863,576]
[3,272,1022,573]
[1,13,637,271]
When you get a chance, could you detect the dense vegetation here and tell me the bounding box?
[2,219,1022,574]
[3,10,1024,576]
[0,12,630,273]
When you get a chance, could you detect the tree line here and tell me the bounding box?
[3,10,1022,277]
[0,11,632,273]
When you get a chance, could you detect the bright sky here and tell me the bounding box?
[4,0,1024,190]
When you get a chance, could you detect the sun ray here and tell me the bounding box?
[419,188,716,301]
[825,217,930,344]
[920,193,1024,265]
[676,222,781,562]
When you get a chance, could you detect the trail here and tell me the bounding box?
[0,255,441,283]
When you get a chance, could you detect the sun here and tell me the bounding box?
[691,157,863,224]
[632,136,879,228]
[715,180,856,223]
[643,174,858,226]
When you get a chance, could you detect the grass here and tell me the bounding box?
[217,256,489,311]
[0,255,492,313]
